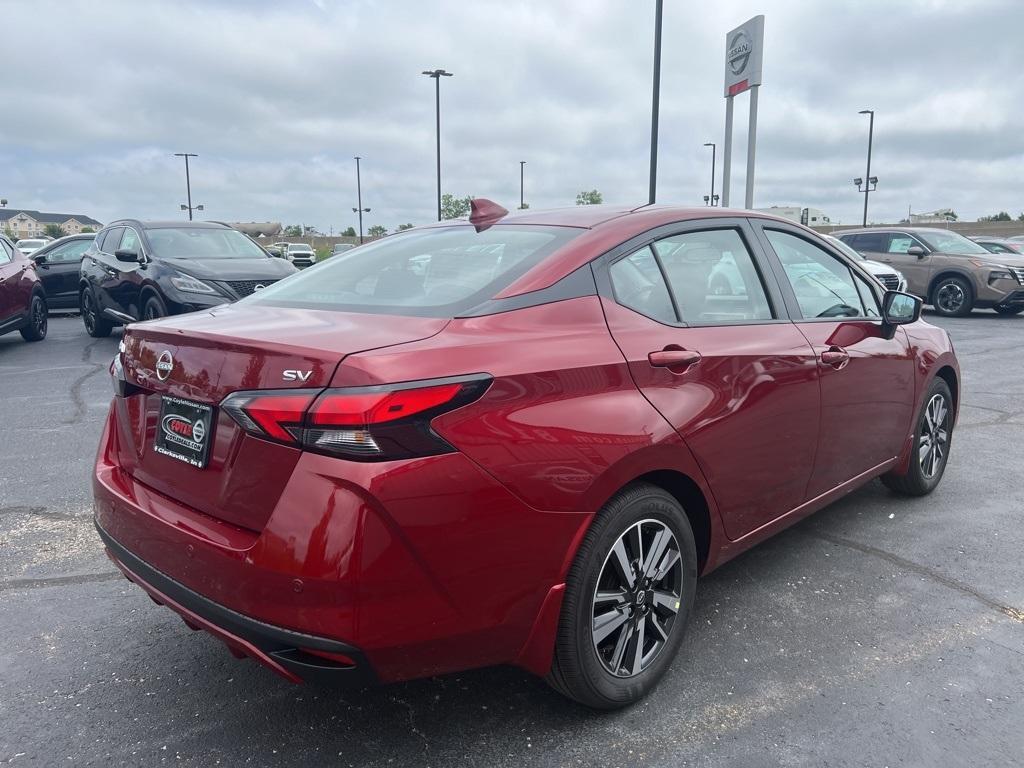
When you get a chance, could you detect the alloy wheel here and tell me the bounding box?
[32,298,47,336]
[82,292,96,333]
[591,519,683,678]
[936,283,965,314]
[919,393,950,478]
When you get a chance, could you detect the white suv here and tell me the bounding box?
[284,243,317,268]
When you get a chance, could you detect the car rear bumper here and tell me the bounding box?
[92,404,578,683]
[97,520,378,687]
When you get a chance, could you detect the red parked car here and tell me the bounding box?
[93,202,959,708]
[0,234,47,342]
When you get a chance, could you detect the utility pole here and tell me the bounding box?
[352,156,370,244]
[703,143,717,205]
[422,69,453,221]
[519,161,526,209]
[173,153,201,220]
[648,0,664,205]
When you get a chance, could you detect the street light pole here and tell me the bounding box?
[703,142,716,205]
[519,161,526,209]
[648,0,664,205]
[422,69,453,221]
[173,153,199,220]
[352,156,370,244]
[859,109,875,226]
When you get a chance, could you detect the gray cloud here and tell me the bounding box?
[1,0,1021,231]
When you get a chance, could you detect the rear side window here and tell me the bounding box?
[653,229,773,324]
[609,247,676,324]
[845,232,887,252]
[247,225,583,317]
[98,227,123,253]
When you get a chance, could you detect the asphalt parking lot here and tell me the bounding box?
[2,312,1023,767]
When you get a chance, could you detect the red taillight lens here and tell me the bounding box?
[221,391,316,445]
[220,375,490,461]
[309,383,463,427]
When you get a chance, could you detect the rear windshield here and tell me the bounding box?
[145,227,269,259]
[245,224,582,317]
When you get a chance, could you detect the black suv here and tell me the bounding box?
[79,220,297,337]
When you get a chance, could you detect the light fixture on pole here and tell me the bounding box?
[422,69,453,221]
[353,156,370,244]
[856,109,876,226]
[173,153,202,220]
[703,142,717,206]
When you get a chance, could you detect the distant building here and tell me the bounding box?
[909,208,957,224]
[754,206,832,227]
[0,209,103,238]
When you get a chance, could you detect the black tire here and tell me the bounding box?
[882,377,954,496]
[546,483,698,709]
[142,294,168,321]
[930,276,973,317]
[81,288,112,338]
[19,293,48,342]
[993,305,1024,316]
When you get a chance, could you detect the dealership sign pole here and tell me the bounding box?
[721,15,764,208]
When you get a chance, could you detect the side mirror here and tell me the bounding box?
[114,248,142,263]
[882,290,922,326]
[33,254,48,265]
[906,245,926,258]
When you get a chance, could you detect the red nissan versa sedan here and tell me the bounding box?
[93,202,959,708]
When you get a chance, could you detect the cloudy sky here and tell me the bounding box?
[2,0,1021,232]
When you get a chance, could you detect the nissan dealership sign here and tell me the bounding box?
[724,15,764,97]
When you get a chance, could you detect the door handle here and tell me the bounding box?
[649,348,702,372]
[820,346,850,369]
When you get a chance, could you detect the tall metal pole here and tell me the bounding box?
[355,156,364,244]
[744,86,759,209]
[861,109,874,226]
[704,143,716,205]
[519,161,525,209]
[721,98,734,207]
[648,0,664,205]
[422,70,453,221]
[174,153,198,221]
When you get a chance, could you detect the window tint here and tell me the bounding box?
[118,228,142,254]
[609,247,676,324]
[846,232,887,252]
[248,224,583,318]
[98,227,123,253]
[765,230,872,319]
[887,235,916,254]
[49,239,92,263]
[653,229,773,323]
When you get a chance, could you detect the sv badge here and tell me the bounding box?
[283,369,313,382]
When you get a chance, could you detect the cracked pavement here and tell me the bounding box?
[1,313,1023,767]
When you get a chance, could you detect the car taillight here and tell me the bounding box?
[221,375,490,461]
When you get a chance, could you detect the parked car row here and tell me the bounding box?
[836,227,1024,316]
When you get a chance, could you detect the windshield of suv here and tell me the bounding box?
[917,230,990,255]
[145,227,269,259]
[18,239,45,248]
[246,224,583,317]
[289,244,314,252]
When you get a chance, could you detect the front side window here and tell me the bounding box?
[118,229,142,254]
[653,229,773,324]
[49,239,92,263]
[609,247,676,324]
[247,224,583,317]
[0,239,12,265]
[765,230,873,319]
[98,228,124,254]
[887,235,918,254]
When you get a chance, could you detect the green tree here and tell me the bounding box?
[367,224,388,237]
[397,223,414,231]
[81,226,95,233]
[979,211,1011,222]
[43,223,65,238]
[576,189,603,205]
[283,224,303,237]
[1018,213,1024,222]
[441,194,473,220]
[340,226,357,237]
[3,227,17,242]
